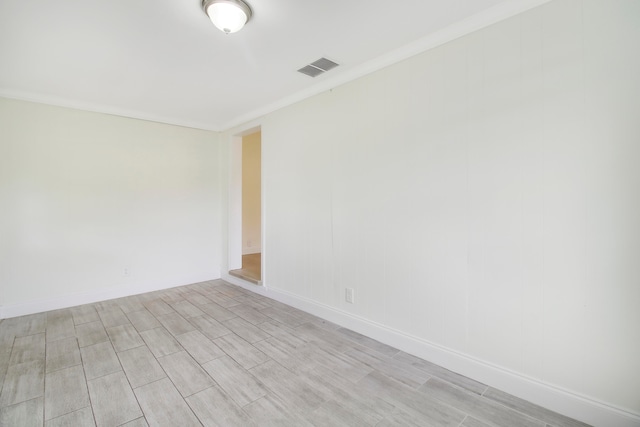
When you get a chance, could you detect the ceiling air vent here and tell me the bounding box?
[297,57,339,78]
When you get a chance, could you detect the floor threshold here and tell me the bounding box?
[228,269,262,285]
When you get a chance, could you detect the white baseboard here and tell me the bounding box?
[0,270,220,319]
[222,274,640,427]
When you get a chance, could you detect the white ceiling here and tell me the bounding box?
[0,0,544,131]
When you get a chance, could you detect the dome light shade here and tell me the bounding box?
[203,0,252,34]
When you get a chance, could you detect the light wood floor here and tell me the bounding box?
[0,279,589,427]
[229,253,261,284]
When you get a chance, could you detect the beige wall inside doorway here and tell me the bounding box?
[242,131,261,255]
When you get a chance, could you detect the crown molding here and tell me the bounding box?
[0,88,223,132]
[1,0,552,133]
[220,0,553,131]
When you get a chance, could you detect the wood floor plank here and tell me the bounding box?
[175,330,225,364]
[291,312,338,330]
[293,323,352,353]
[9,333,45,365]
[304,365,395,425]
[214,284,247,299]
[231,295,270,311]
[213,334,269,370]
[419,377,545,427]
[118,346,166,389]
[188,315,232,340]
[7,314,46,338]
[0,343,12,394]
[170,301,205,318]
[357,370,466,427]
[202,356,266,407]
[45,406,95,427]
[257,321,307,348]
[142,299,175,317]
[46,337,81,373]
[305,399,371,427]
[87,371,142,427]
[298,344,373,384]
[126,309,161,332]
[44,365,90,420]
[139,327,182,358]
[222,317,270,343]
[134,378,201,427]
[70,305,100,326]
[249,360,326,413]
[461,417,494,427]
[253,337,317,374]
[80,341,121,380]
[394,351,487,395]
[96,307,130,328]
[242,394,314,426]
[156,312,196,336]
[186,386,256,427]
[75,321,108,348]
[0,360,45,406]
[376,407,442,427]
[181,291,213,306]
[0,397,43,427]
[336,327,400,357]
[106,324,145,352]
[203,293,240,309]
[159,289,184,304]
[346,346,430,388]
[119,417,149,427]
[482,387,591,427]
[199,303,236,321]
[157,351,216,397]
[117,296,147,314]
[260,307,305,327]
[93,300,120,312]
[46,311,75,343]
[228,304,270,325]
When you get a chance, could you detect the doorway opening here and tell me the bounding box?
[229,129,262,285]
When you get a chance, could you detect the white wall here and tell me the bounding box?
[224,0,640,424]
[0,98,221,316]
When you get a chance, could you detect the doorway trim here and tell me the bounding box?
[227,125,264,286]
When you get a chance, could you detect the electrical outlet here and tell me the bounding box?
[124,266,130,277]
[345,288,354,304]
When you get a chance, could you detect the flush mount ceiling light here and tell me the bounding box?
[202,0,252,34]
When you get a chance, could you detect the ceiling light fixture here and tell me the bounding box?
[202,0,252,34]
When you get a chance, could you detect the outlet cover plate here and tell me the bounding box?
[345,288,354,304]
